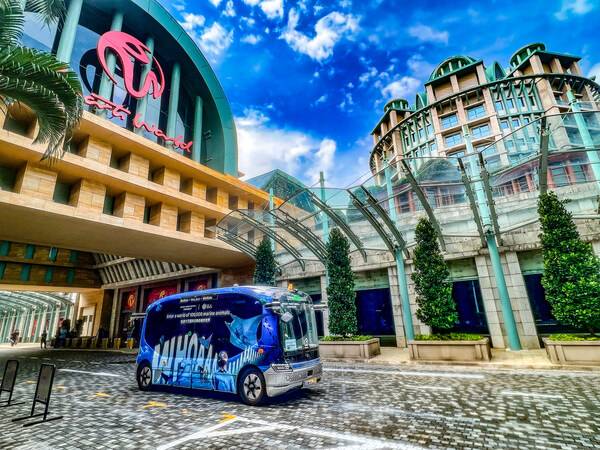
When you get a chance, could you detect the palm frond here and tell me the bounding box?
[25,0,66,26]
[0,0,25,47]
[0,46,83,160]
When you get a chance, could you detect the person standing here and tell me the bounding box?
[40,329,48,349]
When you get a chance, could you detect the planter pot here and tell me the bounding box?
[543,338,600,365]
[409,338,491,362]
[319,338,381,359]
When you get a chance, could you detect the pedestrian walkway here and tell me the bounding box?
[0,342,40,350]
[328,346,600,371]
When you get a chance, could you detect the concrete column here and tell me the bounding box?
[387,265,406,347]
[56,0,84,63]
[109,289,119,339]
[97,10,125,111]
[165,63,181,142]
[192,96,204,163]
[135,36,155,129]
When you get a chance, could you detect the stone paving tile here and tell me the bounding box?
[0,348,599,449]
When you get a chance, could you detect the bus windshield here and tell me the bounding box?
[279,298,319,354]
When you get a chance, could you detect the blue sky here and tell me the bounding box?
[159,0,600,187]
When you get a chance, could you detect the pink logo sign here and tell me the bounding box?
[97,31,165,100]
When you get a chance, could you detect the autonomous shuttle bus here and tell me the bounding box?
[136,286,322,405]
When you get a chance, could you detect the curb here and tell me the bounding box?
[321,357,600,372]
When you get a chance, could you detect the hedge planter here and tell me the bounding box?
[409,338,491,362]
[543,338,600,366]
[319,338,381,359]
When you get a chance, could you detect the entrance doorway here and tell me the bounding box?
[451,280,489,335]
[355,288,395,346]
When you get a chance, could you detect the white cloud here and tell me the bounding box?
[196,22,234,64]
[180,13,205,31]
[242,0,284,20]
[338,92,354,112]
[555,0,595,19]
[314,94,328,105]
[281,9,360,62]
[381,76,421,100]
[406,54,435,78]
[588,63,600,80]
[237,108,338,184]
[208,0,222,6]
[407,24,449,44]
[358,66,378,85]
[241,34,262,44]
[223,0,236,17]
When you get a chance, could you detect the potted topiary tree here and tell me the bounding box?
[408,218,491,361]
[253,237,277,286]
[319,228,380,359]
[538,192,600,365]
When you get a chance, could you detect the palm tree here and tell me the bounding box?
[0,0,83,160]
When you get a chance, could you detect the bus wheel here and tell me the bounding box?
[137,362,152,391]
[238,367,266,406]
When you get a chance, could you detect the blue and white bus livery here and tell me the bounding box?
[135,286,322,405]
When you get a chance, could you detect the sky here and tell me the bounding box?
[158,0,600,187]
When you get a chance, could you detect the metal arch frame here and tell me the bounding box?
[477,153,503,243]
[359,186,408,252]
[305,190,368,262]
[399,159,447,251]
[233,211,306,271]
[218,231,258,258]
[0,292,69,311]
[347,190,396,253]
[269,209,328,262]
[457,158,487,247]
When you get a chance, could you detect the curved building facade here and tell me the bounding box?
[370,43,600,173]
[0,0,271,344]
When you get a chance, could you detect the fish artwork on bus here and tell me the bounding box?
[150,314,267,393]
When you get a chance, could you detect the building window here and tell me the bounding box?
[426,123,433,135]
[440,113,458,129]
[511,118,520,128]
[471,124,490,139]
[418,128,425,140]
[529,96,537,108]
[518,97,527,108]
[103,194,115,215]
[444,133,462,147]
[467,104,486,121]
[550,167,569,186]
[495,101,504,112]
[53,181,73,205]
[430,141,437,152]
[505,140,515,151]
[500,120,510,130]
[506,98,515,110]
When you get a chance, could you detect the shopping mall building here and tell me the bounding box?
[236,43,600,350]
[0,0,271,343]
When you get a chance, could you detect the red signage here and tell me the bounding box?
[146,285,178,307]
[84,31,193,153]
[97,31,165,100]
[121,290,137,311]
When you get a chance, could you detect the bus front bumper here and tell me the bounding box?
[263,360,323,397]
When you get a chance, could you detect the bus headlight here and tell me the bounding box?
[271,363,292,372]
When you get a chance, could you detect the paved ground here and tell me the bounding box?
[0,346,599,450]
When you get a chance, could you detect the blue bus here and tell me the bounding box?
[136,286,322,405]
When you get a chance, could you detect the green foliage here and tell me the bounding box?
[321,335,373,342]
[411,218,457,332]
[538,191,600,334]
[415,333,483,341]
[253,237,277,286]
[547,334,600,342]
[0,0,83,161]
[326,228,357,337]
